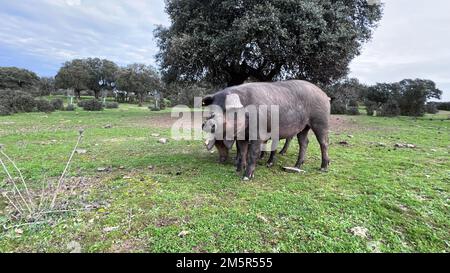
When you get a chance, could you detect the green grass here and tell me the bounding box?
[0,105,449,253]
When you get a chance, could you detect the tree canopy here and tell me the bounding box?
[55,58,119,98]
[55,59,91,98]
[84,58,119,97]
[116,64,161,106]
[39,76,56,96]
[365,79,442,117]
[155,0,383,86]
[325,78,368,105]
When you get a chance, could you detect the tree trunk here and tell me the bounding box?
[138,94,144,107]
[75,89,81,100]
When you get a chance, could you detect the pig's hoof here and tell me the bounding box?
[243,177,250,181]
[267,162,274,168]
[320,168,328,172]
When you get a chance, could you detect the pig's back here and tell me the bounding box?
[229,80,330,137]
[229,80,330,114]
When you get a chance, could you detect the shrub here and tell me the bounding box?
[0,90,14,110]
[65,104,76,111]
[81,99,103,111]
[149,106,161,111]
[364,100,378,116]
[346,106,360,115]
[51,98,64,111]
[436,102,450,111]
[165,83,210,107]
[161,98,170,109]
[379,99,400,117]
[0,105,12,116]
[35,99,55,113]
[330,101,346,115]
[128,94,137,104]
[425,103,439,114]
[12,92,36,113]
[77,100,87,108]
[105,102,119,109]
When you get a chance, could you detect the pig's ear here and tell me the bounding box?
[223,140,235,150]
[202,95,214,106]
[225,94,243,110]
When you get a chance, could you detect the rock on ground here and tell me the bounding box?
[350,226,369,239]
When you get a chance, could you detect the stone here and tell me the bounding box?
[178,230,190,238]
[103,226,119,232]
[367,241,382,253]
[283,167,306,174]
[159,138,168,144]
[350,226,369,239]
[395,143,416,149]
[67,241,82,253]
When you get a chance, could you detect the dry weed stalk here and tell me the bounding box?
[0,129,84,223]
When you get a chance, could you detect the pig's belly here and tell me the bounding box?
[277,116,308,139]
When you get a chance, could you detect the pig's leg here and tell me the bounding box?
[266,151,277,168]
[215,142,229,164]
[279,137,292,155]
[294,127,310,169]
[259,151,266,159]
[311,127,330,171]
[244,140,262,180]
[236,140,248,173]
[259,142,268,159]
[235,141,241,165]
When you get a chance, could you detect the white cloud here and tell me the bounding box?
[65,0,81,6]
[0,0,169,71]
[350,0,450,100]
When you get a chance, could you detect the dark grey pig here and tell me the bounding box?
[203,80,331,180]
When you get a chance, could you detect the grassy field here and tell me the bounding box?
[0,104,449,253]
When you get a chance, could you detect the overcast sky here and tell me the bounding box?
[0,0,449,100]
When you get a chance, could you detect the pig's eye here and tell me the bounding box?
[211,124,216,133]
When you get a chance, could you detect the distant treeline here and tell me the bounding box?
[430,101,450,111]
[0,64,448,117]
[324,78,444,117]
